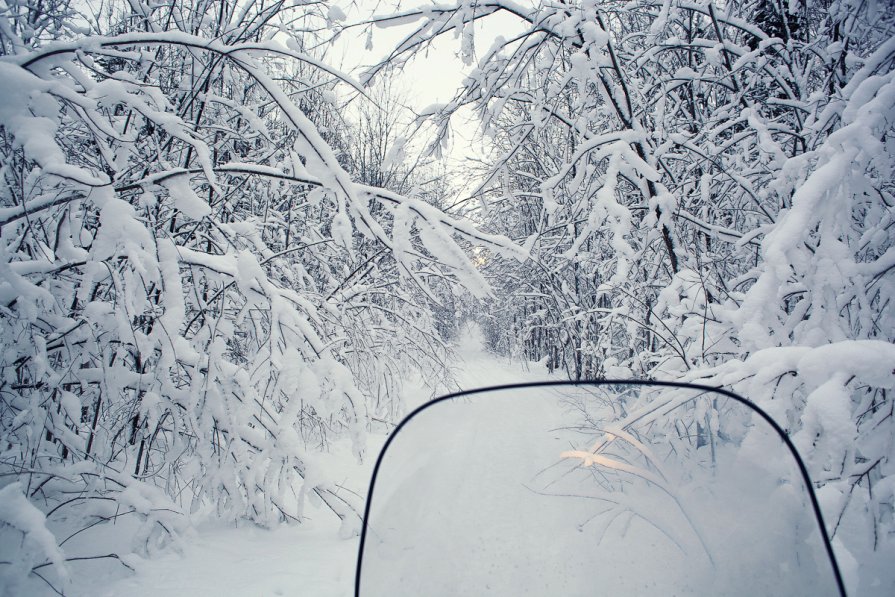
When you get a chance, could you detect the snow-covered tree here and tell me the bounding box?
[367,0,895,591]
[0,1,523,592]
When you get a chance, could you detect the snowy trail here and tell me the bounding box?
[447,327,549,393]
[99,523,356,597]
[50,329,842,597]
[87,328,547,597]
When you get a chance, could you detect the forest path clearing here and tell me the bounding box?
[86,327,549,597]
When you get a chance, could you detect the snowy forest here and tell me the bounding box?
[0,0,893,595]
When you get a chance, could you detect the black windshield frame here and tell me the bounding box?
[354,379,847,597]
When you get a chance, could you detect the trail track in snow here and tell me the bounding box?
[83,327,547,597]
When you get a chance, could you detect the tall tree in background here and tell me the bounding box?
[368,0,895,591]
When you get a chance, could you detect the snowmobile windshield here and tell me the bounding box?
[355,381,845,596]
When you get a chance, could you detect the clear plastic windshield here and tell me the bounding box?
[357,382,843,596]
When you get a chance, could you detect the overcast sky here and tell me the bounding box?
[327,1,525,195]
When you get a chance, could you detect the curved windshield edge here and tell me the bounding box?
[354,380,847,597]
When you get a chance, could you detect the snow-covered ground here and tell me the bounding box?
[77,325,547,597]
[14,326,871,596]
